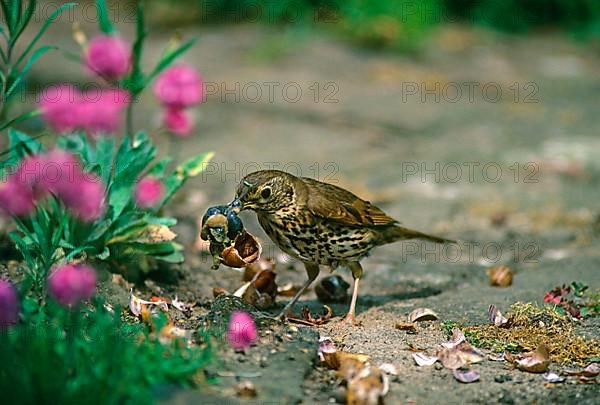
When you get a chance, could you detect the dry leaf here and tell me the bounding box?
[488,304,509,327]
[408,308,438,322]
[412,352,438,367]
[513,345,551,373]
[337,352,371,380]
[346,366,389,405]
[235,380,257,398]
[300,305,333,325]
[453,369,480,383]
[213,287,228,297]
[395,322,417,334]
[138,224,177,243]
[487,265,513,287]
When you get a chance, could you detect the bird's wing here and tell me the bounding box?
[300,177,397,226]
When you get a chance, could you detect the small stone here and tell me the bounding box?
[495,374,513,383]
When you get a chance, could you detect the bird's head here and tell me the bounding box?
[228,170,296,213]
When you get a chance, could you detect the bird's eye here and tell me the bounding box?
[260,187,272,199]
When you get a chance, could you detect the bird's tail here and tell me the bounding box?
[381,225,456,244]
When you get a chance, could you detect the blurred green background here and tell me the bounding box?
[149,0,600,51]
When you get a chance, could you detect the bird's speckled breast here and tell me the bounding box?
[257,207,376,267]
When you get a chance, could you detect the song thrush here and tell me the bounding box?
[228,170,455,323]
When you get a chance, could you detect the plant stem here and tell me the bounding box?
[126,98,135,137]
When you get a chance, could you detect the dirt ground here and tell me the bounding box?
[12,13,600,405]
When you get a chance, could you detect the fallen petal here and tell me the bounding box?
[408,307,438,322]
[488,304,509,327]
[488,353,506,362]
[453,369,480,383]
[171,296,193,312]
[277,282,302,297]
[441,328,466,348]
[582,363,599,377]
[543,371,565,383]
[412,352,438,367]
[378,363,399,376]
[235,380,257,398]
[129,289,168,317]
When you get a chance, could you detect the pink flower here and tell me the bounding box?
[0,280,19,329]
[83,35,131,80]
[39,84,82,133]
[163,107,194,137]
[48,264,97,307]
[18,149,81,196]
[134,176,164,208]
[227,311,257,351]
[153,64,203,108]
[0,175,36,216]
[80,88,129,136]
[58,173,106,221]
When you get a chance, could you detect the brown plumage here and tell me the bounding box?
[231,170,455,323]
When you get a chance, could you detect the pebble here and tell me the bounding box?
[495,374,513,383]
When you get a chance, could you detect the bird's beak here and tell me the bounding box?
[227,197,243,214]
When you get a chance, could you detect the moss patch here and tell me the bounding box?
[463,302,600,365]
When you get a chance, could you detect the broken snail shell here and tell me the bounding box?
[315,275,350,303]
[220,231,262,268]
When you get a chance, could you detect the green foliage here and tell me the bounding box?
[444,0,600,37]
[0,297,212,404]
[0,0,76,130]
[4,130,213,287]
[336,0,441,52]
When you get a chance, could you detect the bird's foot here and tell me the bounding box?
[340,313,361,326]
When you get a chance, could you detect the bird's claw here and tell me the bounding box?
[340,313,361,326]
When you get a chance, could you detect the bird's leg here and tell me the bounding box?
[277,262,319,320]
[342,262,363,325]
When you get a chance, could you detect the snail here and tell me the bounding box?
[201,204,260,269]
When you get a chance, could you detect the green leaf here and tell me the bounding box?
[96,0,115,34]
[0,108,41,132]
[1,0,19,34]
[6,45,57,98]
[147,216,177,227]
[9,231,36,270]
[6,128,44,165]
[10,0,36,47]
[147,38,198,83]
[14,2,76,68]
[154,250,184,264]
[146,156,172,178]
[128,0,146,94]
[158,151,214,209]
[97,247,110,260]
[93,136,116,185]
